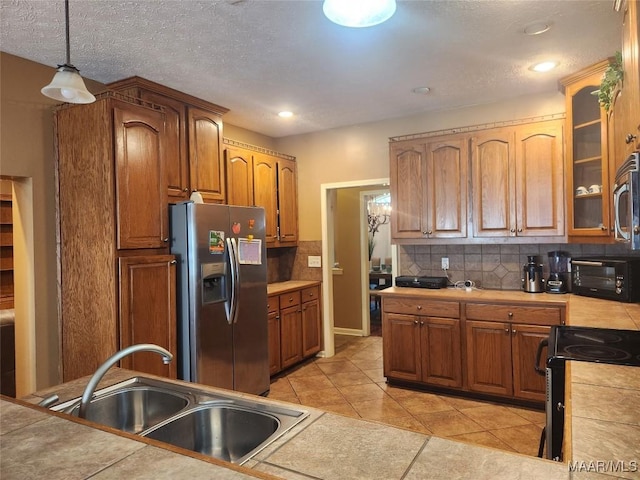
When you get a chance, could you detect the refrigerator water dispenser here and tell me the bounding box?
[201,263,226,304]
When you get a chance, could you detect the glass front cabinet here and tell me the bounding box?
[560,60,613,240]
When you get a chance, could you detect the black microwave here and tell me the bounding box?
[572,257,640,302]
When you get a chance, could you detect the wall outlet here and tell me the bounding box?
[441,257,449,270]
[308,255,322,268]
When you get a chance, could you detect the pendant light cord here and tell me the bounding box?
[64,0,71,66]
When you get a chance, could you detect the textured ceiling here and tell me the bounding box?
[0,0,622,138]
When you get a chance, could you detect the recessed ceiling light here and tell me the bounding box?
[278,111,293,118]
[524,22,551,36]
[530,61,558,72]
[323,0,396,28]
[412,86,431,95]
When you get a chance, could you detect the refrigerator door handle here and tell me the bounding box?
[226,237,240,325]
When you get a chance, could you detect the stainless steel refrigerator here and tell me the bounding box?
[170,201,270,396]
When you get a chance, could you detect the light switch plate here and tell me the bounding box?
[308,255,322,268]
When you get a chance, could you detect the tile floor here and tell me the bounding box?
[268,335,546,457]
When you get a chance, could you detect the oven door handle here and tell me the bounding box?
[535,338,548,376]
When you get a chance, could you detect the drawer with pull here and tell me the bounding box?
[383,297,460,318]
[465,303,562,326]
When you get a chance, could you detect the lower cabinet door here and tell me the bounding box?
[420,317,462,388]
[465,320,512,396]
[118,255,177,379]
[280,305,302,369]
[511,323,550,402]
[301,298,321,357]
[383,313,421,381]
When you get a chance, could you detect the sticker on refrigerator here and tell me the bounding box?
[237,238,262,265]
[209,230,225,254]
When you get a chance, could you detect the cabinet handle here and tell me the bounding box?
[163,237,169,242]
[414,320,419,325]
[512,329,517,335]
[601,225,607,231]
[420,321,425,326]
[510,228,516,233]
[517,228,523,233]
[183,188,189,192]
[504,327,510,333]
[625,133,637,144]
[170,260,177,265]
[417,305,422,310]
[508,312,513,317]
[422,230,429,235]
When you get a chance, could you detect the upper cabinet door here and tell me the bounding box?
[515,120,565,237]
[140,91,189,202]
[390,143,427,238]
[471,128,516,237]
[114,103,167,249]
[225,146,254,206]
[253,153,279,244]
[277,157,298,245]
[188,107,225,203]
[425,137,468,238]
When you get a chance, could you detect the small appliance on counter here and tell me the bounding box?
[545,251,571,294]
[535,326,640,461]
[395,276,448,289]
[572,256,640,302]
[522,255,544,293]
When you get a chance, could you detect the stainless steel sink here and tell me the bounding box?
[50,376,308,464]
[144,404,281,463]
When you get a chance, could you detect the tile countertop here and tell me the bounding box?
[267,280,321,296]
[1,290,637,480]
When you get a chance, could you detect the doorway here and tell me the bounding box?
[320,179,396,359]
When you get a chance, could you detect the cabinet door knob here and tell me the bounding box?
[422,230,429,235]
[420,321,425,326]
[510,228,516,233]
[508,312,513,317]
[504,327,510,333]
[414,320,419,325]
[512,329,517,335]
[417,305,422,310]
[170,260,177,265]
[517,228,523,233]
[163,237,169,242]
[625,133,637,144]
[183,188,189,192]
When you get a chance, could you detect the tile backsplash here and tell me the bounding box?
[266,241,323,284]
[400,243,640,290]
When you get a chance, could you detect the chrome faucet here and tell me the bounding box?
[78,343,173,418]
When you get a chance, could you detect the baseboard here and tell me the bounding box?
[333,327,365,337]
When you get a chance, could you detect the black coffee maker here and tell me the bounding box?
[522,255,544,293]
[546,251,571,294]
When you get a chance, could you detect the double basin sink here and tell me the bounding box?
[50,376,309,465]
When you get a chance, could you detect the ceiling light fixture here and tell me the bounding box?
[41,0,95,104]
[524,22,551,36]
[323,0,396,28]
[530,61,558,72]
[278,111,293,118]
[412,86,431,95]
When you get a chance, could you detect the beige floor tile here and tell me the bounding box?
[350,358,384,371]
[316,360,359,375]
[447,431,516,453]
[268,378,295,396]
[289,374,334,394]
[398,393,455,415]
[318,402,360,418]
[326,370,374,387]
[373,415,433,435]
[350,397,409,421]
[441,395,496,410]
[296,387,347,408]
[490,424,544,456]
[459,405,531,430]
[416,410,485,437]
[285,361,324,378]
[337,383,387,403]
[361,368,385,383]
[507,406,545,425]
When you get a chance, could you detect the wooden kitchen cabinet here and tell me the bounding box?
[118,255,177,379]
[390,135,467,240]
[382,297,462,388]
[269,282,322,375]
[107,76,229,203]
[279,291,302,370]
[560,60,613,240]
[267,296,281,375]
[471,119,565,239]
[301,285,322,357]
[225,139,298,248]
[56,94,177,382]
[465,302,560,402]
[611,0,640,162]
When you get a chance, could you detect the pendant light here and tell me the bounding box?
[41,0,95,104]
[323,0,396,28]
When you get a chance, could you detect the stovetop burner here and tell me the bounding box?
[550,326,640,366]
